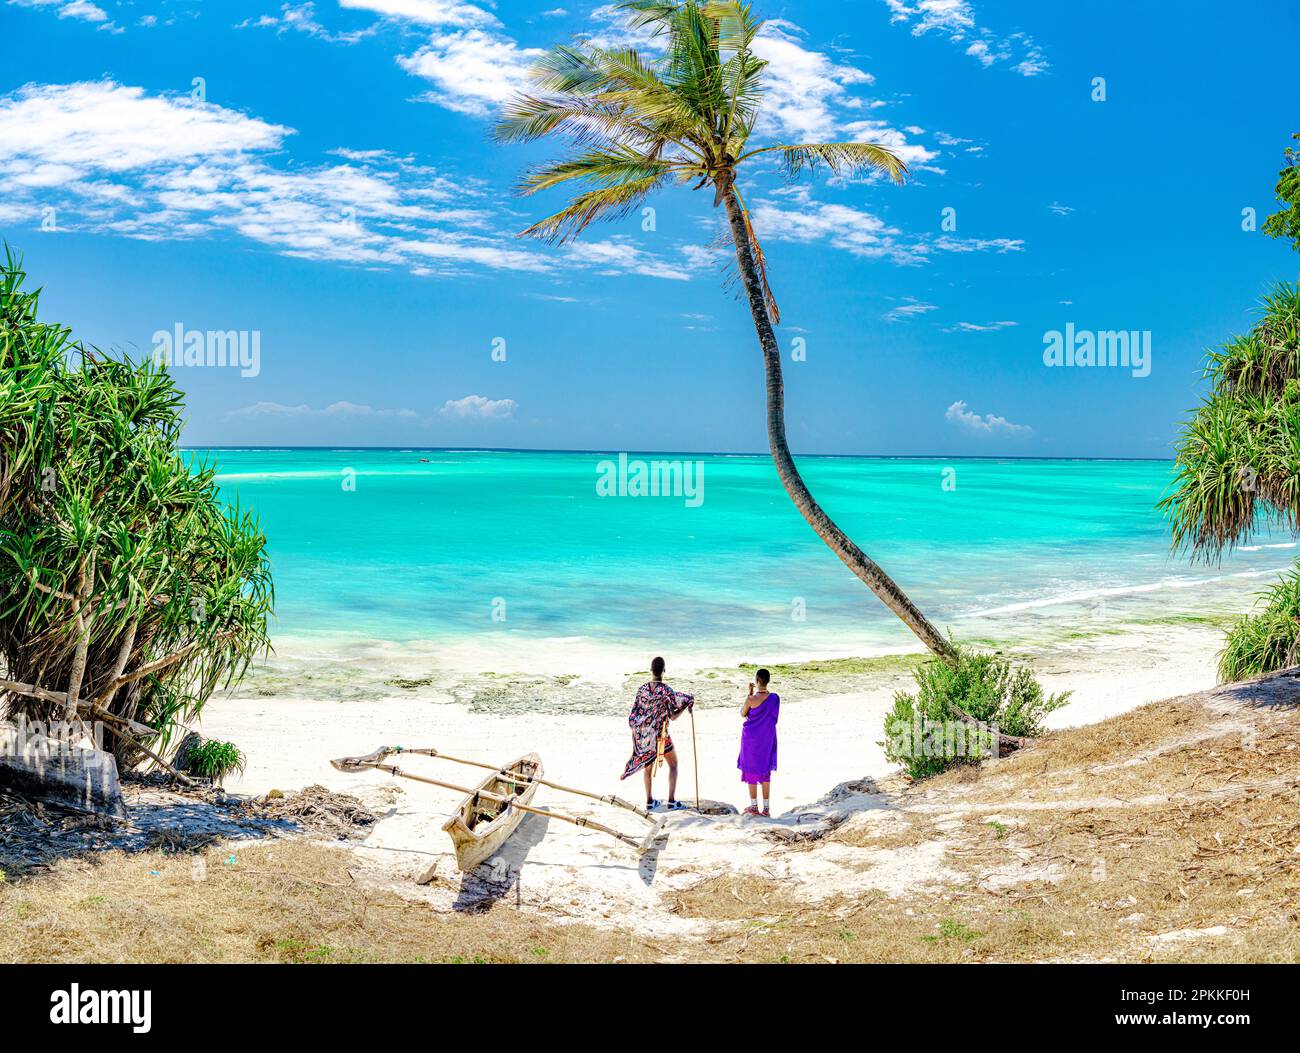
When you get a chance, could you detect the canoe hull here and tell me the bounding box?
[441,752,542,871]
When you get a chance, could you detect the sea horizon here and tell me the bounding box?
[185,444,1179,463]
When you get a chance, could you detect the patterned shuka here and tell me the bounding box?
[621,680,694,780]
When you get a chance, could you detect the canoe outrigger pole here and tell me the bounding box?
[330,745,667,860]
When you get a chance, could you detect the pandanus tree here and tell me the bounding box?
[0,250,273,770]
[496,0,955,662]
[1160,135,1300,681]
[1159,280,1300,679]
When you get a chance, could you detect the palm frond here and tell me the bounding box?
[498,1,902,322]
[495,93,686,153]
[520,173,672,243]
[521,149,687,195]
[734,191,780,323]
[741,141,908,183]
[1160,281,1300,560]
[619,0,682,33]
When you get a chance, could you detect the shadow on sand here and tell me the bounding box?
[1221,668,1300,713]
[0,792,297,876]
[451,809,553,911]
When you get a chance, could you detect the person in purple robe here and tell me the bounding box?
[737,668,779,816]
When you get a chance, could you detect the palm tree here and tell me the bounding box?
[495,0,955,661]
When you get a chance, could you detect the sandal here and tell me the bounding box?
[666,799,689,811]
[761,807,771,818]
[646,799,663,811]
[743,805,760,816]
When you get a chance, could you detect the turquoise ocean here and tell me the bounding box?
[198,449,1298,666]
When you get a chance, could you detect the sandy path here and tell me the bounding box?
[198,624,1223,936]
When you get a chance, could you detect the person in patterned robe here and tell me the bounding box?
[621,656,694,810]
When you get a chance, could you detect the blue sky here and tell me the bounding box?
[1,0,1297,456]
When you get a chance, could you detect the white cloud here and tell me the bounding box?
[885,298,939,321]
[965,40,994,67]
[394,234,551,273]
[565,237,694,281]
[229,400,418,418]
[0,80,695,283]
[399,29,542,116]
[942,320,1017,333]
[238,3,378,44]
[882,1,1048,77]
[751,196,1022,265]
[583,3,661,51]
[338,0,496,27]
[751,198,920,263]
[885,0,975,36]
[930,234,1023,254]
[840,118,940,171]
[12,0,113,27]
[743,21,939,178]
[750,20,874,142]
[0,81,289,174]
[1011,36,1049,77]
[1048,201,1074,216]
[945,400,1030,435]
[58,0,108,22]
[439,394,517,419]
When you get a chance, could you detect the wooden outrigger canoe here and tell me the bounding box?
[442,752,542,871]
[330,745,666,872]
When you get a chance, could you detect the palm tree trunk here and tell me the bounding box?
[721,186,956,664]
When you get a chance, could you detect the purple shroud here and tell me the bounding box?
[737,693,779,775]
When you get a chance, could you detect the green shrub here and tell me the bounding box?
[1218,563,1300,682]
[883,643,1070,780]
[184,739,247,784]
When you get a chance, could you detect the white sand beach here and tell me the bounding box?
[197,622,1225,938]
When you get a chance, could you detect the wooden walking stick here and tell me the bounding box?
[689,705,700,809]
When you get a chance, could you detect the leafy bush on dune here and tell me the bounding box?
[884,644,1070,780]
[1218,564,1300,682]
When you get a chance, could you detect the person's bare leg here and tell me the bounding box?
[643,766,653,805]
[748,783,758,805]
[667,749,679,802]
[761,781,771,813]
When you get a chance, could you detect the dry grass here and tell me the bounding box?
[908,695,1286,809]
[827,810,944,852]
[0,841,656,964]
